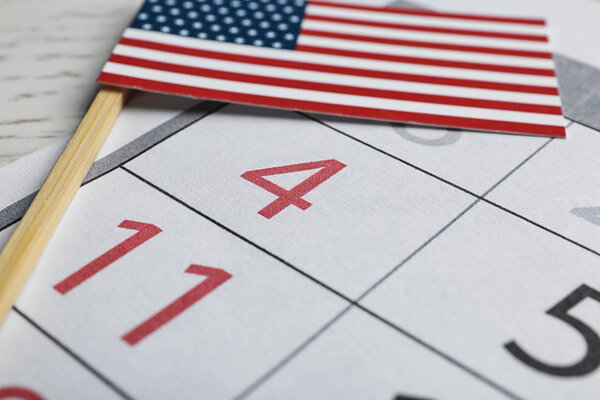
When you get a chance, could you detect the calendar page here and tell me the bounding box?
[2,0,600,399]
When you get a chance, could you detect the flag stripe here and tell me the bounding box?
[121,30,554,77]
[98,72,565,137]
[305,5,547,35]
[296,44,555,77]
[123,28,554,76]
[300,29,553,58]
[308,1,546,26]
[115,41,560,106]
[109,53,562,115]
[297,35,555,68]
[101,62,565,126]
[303,14,549,42]
[120,34,558,94]
[301,19,550,51]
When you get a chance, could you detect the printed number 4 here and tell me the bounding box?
[54,220,232,346]
[242,159,346,219]
[505,284,600,376]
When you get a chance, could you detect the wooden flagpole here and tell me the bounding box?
[0,85,130,323]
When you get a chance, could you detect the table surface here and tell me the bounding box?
[0,0,143,167]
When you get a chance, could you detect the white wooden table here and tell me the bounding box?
[0,0,143,167]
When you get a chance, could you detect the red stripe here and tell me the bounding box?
[121,36,554,76]
[109,54,561,115]
[120,38,558,94]
[296,44,554,77]
[308,0,546,26]
[98,72,565,137]
[304,14,548,42]
[300,29,553,59]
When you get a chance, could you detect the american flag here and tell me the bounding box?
[98,0,566,137]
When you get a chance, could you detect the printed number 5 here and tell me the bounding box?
[505,284,600,376]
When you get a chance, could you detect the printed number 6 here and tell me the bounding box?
[505,284,600,376]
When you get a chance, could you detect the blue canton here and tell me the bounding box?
[131,0,308,50]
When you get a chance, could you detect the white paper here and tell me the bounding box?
[2,2,600,397]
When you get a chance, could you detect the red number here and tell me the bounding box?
[0,387,44,400]
[54,220,162,294]
[241,159,346,219]
[122,265,232,346]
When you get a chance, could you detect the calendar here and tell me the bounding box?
[2,0,600,399]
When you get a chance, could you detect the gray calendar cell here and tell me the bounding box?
[246,308,510,400]
[125,104,474,299]
[488,122,600,254]
[311,113,547,196]
[362,201,600,400]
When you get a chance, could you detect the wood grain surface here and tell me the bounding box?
[0,0,142,167]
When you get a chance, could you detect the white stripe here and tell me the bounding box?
[103,62,566,126]
[114,44,561,106]
[306,5,548,35]
[298,35,556,72]
[301,19,550,51]
[124,29,558,87]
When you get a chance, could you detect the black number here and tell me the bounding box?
[505,284,600,376]
[392,124,461,147]
[394,395,433,400]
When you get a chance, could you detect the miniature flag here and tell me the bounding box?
[98,0,566,137]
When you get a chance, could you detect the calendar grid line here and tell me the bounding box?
[236,134,556,400]
[0,100,226,233]
[118,166,525,400]
[480,138,554,197]
[11,306,136,400]
[303,113,600,258]
[233,304,354,400]
[0,102,595,399]
[119,165,356,304]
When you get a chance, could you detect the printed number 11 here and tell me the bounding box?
[54,220,231,346]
